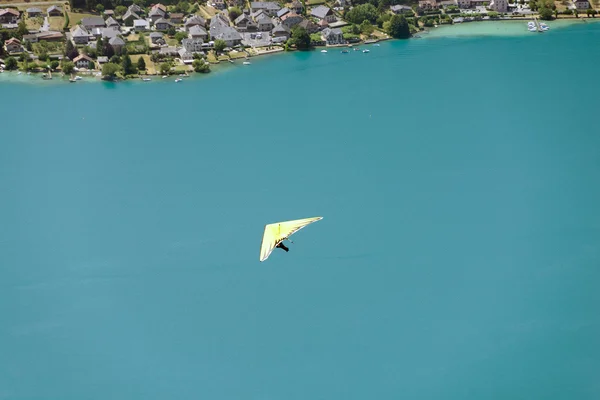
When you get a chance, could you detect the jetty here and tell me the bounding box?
[533,17,543,32]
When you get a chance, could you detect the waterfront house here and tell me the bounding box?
[271,23,290,39]
[290,0,304,14]
[82,16,105,30]
[418,0,438,9]
[322,27,344,45]
[281,12,303,28]
[73,54,94,69]
[47,5,62,16]
[178,47,194,63]
[133,19,150,31]
[185,15,206,30]
[216,27,243,46]
[0,8,20,24]
[256,14,274,31]
[573,0,590,9]
[155,18,174,31]
[189,24,208,40]
[390,5,413,14]
[298,18,319,33]
[182,38,204,52]
[109,36,126,53]
[310,5,336,23]
[97,56,108,64]
[122,10,140,25]
[277,7,290,18]
[169,13,184,24]
[250,2,281,16]
[4,37,23,53]
[489,0,507,12]
[71,25,91,44]
[27,8,43,17]
[105,17,120,28]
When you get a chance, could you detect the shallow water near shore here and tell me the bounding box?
[1,22,599,400]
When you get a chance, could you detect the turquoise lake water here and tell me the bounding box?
[1,21,600,399]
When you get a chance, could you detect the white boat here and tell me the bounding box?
[142,77,151,81]
[162,75,168,79]
[17,71,22,75]
[373,43,380,47]
[321,50,327,53]
[75,76,82,80]
[363,49,369,53]
[175,78,182,82]
[540,23,549,31]
[243,61,251,65]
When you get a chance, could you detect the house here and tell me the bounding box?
[310,5,336,23]
[122,10,140,25]
[209,13,230,39]
[71,25,91,44]
[47,5,62,16]
[26,7,43,17]
[216,27,243,46]
[155,18,174,30]
[149,32,164,44]
[212,0,226,10]
[234,13,257,31]
[281,12,303,28]
[390,5,413,14]
[101,27,119,39]
[105,16,119,28]
[73,54,94,69]
[418,0,438,9]
[4,37,23,53]
[298,18,319,33]
[81,16,105,30]
[321,27,344,45]
[185,15,206,31]
[149,5,166,22]
[97,56,109,64]
[0,8,20,24]
[182,37,204,52]
[128,4,143,15]
[271,23,290,39]
[159,46,178,56]
[178,47,194,63]
[256,14,274,31]
[290,0,303,14]
[109,36,126,53]
[488,0,507,11]
[189,24,208,40]
[35,30,63,41]
[169,13,184,23]
[277,7,290,18]
[103,9,114,17]
[23,34,39,43]
[250,1,281,16]
[133,19,150,31]
[573,0,590,9]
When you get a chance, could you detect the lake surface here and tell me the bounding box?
[1,21,599,400]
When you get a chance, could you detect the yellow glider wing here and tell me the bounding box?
[259,216,323,262]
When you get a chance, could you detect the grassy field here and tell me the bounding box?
[67,11,96,27]
[130,54,155,74]
[25,16,44,30]
[197,5,217,19]
[49,16,65,30]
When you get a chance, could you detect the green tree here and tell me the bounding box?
[4,56,18,70]
[137,56,146,70]
[345,3,379,24]
[291,26,311,49]
[16,20,28,39]
[167,27,176,36]
[175,31,188,43]
[101,62,120,79]
[65,39,79,60]
[115,5,127,16]
[360,20,374,36]
[86,0,97,12]
[539,6,553,20]
[175,1,191,13]
[228,6,242,21]
[193,58,210,72]
[50,60,60,70]
[214,39,227,53]
[61,60,75,74]
[121,53,136,75]
[159,62,171,75]
[388,14,411,39]
[103,38,115,59]
[96,4,104,13]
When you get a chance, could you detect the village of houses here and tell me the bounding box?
[1,0,597,78]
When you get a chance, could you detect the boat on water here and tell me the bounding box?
[74,76,82,80]
[527,21,537,32]
[162,75,168,79]
[321,50,327,53]
[142,77,151,81]
[243,61,251,65]
[69,77,76,82]
[363,49,369,53]
[373,43,380,47]
[175,78,182,82]
[353,47,360,51]
[179,73,189,77]
[341,49,349,54]
[540,23,549,31]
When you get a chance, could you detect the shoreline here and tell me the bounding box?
[1,17,598,85]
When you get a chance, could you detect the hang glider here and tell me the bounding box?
[259,217,323,262]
